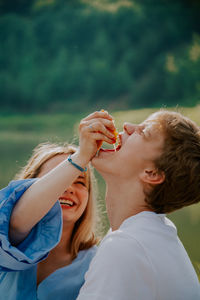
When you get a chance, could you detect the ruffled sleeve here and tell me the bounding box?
[0,179,62,272]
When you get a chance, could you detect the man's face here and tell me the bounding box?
[92,113,165,179]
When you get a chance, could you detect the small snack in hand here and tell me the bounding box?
[100,109,120,152]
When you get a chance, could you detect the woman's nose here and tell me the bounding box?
[65,185,75,194]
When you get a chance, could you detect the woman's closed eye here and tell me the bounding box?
[75,181,87,187]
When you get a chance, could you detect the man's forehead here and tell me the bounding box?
[145,112,159,122]
[141,119,158,129]
[143,114,163,128]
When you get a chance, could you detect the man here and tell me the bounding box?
[77,110,200,300]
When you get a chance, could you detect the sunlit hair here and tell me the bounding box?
[15,142,99,259]
[144,110,200,214]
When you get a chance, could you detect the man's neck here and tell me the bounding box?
[105,177,150,231]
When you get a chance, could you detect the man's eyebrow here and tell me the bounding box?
[142,124,153,137]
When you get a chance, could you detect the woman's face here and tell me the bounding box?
[38,154,89,225]
[92,114,164,179]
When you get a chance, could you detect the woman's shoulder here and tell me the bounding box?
[76,245,97,265]
[78,245,97,258]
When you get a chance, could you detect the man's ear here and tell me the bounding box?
[139,168,165,185]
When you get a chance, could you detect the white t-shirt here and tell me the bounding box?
[77,211,200,300]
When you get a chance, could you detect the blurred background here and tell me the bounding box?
[0,0,199,276]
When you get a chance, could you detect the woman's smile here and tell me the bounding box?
[59,196,76,209]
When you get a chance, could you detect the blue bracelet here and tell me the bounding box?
[67,155,87,172]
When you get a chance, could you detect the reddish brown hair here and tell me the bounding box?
[144,110,200,213]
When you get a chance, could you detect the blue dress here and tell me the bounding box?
[0,179,97,300]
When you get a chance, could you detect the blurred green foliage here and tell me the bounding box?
[0,112,81,186]
[0,0,200,113]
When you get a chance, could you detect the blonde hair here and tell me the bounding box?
[15,142,98,258]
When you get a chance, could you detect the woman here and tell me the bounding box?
[0,110,117,300]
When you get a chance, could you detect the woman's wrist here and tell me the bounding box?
[70,150,90,170]
[67,155,87,172]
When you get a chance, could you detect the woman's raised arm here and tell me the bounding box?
[9,110,116,245]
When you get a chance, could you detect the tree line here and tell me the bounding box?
[0,0,200,113]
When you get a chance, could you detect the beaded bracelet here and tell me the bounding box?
[67,155,87,172]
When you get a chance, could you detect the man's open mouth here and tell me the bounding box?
[100,134,122,152]
[100,143,121,152]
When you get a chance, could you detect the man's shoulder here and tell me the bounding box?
[102,212,178,253]
[118,212,176,238]
[98,227,147,259]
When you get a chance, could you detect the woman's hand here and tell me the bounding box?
[78,110,116,162]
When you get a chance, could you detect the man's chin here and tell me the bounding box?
[91,153,106,174]
[91,155,99,168]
